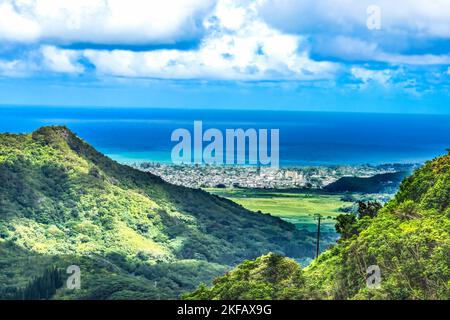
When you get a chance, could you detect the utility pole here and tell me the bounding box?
[314,214,322,259]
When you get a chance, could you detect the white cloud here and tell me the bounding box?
[0,1,41,42]
[351,67,393,87]
[2,0,447,82]
[313,36,450,66]
[41,46,83,73]
[0,0,216,44]
[0,0,339,81]
[0,59,30,77]
[80,0,338,80]
[4,0,449,47]
[0,46,83,76]
[376,53,450,66]
[259,0,450,38]
[258,0,450,65]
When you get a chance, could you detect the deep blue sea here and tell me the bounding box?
[1,106,450,166]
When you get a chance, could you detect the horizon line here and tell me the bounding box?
[1,103,450,117]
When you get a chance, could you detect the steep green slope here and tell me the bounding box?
[186,153,450,300]
[0,126,315,299]
[184,253,308,300]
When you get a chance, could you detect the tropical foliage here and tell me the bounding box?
[0,126,315,299]
[187,152,450,300]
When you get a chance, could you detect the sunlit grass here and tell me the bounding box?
[205,188,345,233]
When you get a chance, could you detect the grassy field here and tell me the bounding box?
[205,188,346,234]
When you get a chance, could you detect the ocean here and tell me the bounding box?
[1,106,450,167]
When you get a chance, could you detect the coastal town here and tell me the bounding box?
[134,162,416,189]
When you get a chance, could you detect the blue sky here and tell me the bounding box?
[0,0,450,114]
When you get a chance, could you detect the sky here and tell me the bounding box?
[0,0,450,113]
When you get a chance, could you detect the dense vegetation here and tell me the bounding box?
[185,253,308,300]
[0,126,316,300]
[0,266,63,300]
[187,153,450,300]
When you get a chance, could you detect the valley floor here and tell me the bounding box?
[205,188,395,260]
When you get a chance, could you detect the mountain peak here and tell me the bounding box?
[31,126,105,162]
[32,125,77,145]
[33,125,73,135]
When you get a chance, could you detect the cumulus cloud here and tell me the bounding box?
[259,0,450,38]
[79,0,337,80]
[313,36,450,66]
[40,46,83,73]
[258,0,450,65]
[0,0,448,84]
[0,0,216,44]
[351,67,394,88]
[349,66,439,95]
[376,53,450,66]
[0,0,339,81]
[0,1,41,42]
[0,45,82,77]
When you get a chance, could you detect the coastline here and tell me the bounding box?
[131,161,418,190]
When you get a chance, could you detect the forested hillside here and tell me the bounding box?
[0,126,315,299]
[186,152,450,300]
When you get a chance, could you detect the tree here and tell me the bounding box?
[0,267,65,300]
[357,201,382,219]
[335,214,358,240]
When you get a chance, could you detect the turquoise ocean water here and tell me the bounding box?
[1,106,449,166]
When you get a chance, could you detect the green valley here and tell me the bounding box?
[205,188,395,257]
[206,189,344,228]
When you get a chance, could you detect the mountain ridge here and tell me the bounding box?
[0,126,315,299]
